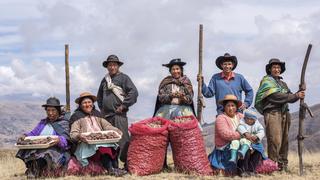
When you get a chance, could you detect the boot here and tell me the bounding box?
[229,149,238,163]
[238,144,250,159]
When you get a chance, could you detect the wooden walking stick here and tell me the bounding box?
[297,44,314,176]
[65,44,71,112]
[197,24,205,123]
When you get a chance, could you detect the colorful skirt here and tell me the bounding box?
[208,145,237,174]
[155,105,194,120]
[16,147,70,170]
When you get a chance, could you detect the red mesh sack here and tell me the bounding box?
[256,159,279,174]
[127,117,170,176]
[169,115,213,175]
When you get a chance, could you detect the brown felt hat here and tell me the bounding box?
[102,54,124,68]
[218,94,242,108]
[215,53,238,70]
[265,58,286,75]
[75,92,97,104]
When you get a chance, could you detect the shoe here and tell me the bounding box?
[279,166,289,172]
[239,171,251,177]
[25,169,36,179]
[109,168,127,177]
[278,163,289,172]
[248,172,260,177]
[162,164,172,172]
[229,149,238,163]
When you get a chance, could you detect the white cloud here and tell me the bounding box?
[0,0,320,122]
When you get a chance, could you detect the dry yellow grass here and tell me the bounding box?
[1,149,319,180]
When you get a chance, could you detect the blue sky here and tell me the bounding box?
[0,0,320,123]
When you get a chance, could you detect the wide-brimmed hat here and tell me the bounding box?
[42,97,63,107]
[162,58,186,68]
[218,94,242,108]
[75,92,97,104]
[102,55,124,68]
[215,53,238,70]
[265,58,286,75]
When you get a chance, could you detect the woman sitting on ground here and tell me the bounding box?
[69,92,126,177]
[16,97,71,178]
[208,95,265,177]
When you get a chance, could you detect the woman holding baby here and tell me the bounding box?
[208,94,267,177]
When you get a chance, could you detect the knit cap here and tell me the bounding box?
[244,107,259,120]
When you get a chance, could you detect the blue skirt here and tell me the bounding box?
[208,144,237,173]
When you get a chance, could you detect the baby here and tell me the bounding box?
[229,107,265,163]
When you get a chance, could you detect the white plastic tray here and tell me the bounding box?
[82,130,122,144]
[15,135,58,149]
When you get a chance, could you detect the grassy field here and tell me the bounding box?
[1,149,320,180]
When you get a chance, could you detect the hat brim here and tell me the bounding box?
[103,60,124,68]
[265,62,286,75]
[42,104,63,107]
[218,99,242,108]
[75,95,97,104]
[215,56,238,70]
[162,62,186,68]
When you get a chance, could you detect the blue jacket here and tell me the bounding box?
[202,72,253,114]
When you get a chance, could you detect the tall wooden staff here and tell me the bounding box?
[297,44,314,176]
[197,24,205,123]
[65,44,71,112]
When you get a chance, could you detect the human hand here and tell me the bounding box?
[238,103,247,111]
[115,105,126,114]
[296,91,305,99]
[250,135,258,143]
[17,134,26,142]
[244,133,252,140]
[79,134,88,143]
[197,74,203,82]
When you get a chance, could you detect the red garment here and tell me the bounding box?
[89,147,117,162]
[67,147,118,176]
[214,112,243,148]
[220,72,235,81]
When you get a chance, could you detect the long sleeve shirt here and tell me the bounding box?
[215,113,243,148]
[25,119,68,150]
[202,72,253,114]
[261,76,299,113]
[97,72,138,117]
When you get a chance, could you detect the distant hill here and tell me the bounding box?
[0,101,319,152]
[0,101,43,147]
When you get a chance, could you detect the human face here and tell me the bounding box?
[46,107,59,122]
[270,64,281,77]
[170,65,182,79]
[107,62,120,76]
[221,61,234,74]
[80,98,93,114]
[224,101,237,117]
[244,117,255,126]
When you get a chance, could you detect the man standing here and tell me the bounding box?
[197,53,253,115]
[97,54,138,169]
[255,58,305,171]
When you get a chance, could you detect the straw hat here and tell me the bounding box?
[75,92,97,104]
[218,94,242,108]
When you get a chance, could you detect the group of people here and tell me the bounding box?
[16,53,305,178]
